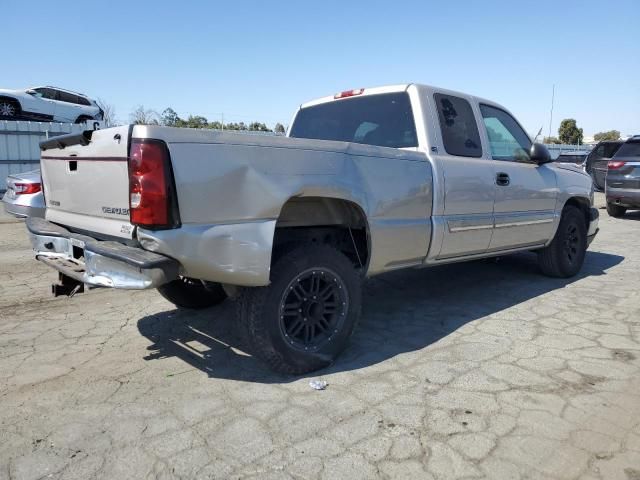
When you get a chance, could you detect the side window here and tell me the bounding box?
[602,143,621,159]
[591,145,605,160]
[35,88,57,100]
[434,93,482,158]
[75,96,91,106]
[480,104,532,162]
[58,91,77,104]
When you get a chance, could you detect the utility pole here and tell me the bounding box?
[548,84,555,140]
[221,113,224,131]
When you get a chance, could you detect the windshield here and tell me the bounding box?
[290,92,418,149]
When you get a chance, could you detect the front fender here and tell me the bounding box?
[546,167,593,245]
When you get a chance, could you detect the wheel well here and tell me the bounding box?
[564,196,590,228]
[75,115,92,123]
[273,197,370,270]
[0,96,20,109]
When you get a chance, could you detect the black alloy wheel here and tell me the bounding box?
[278,267,348,352]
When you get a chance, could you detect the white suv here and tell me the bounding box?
[0,86,103,123]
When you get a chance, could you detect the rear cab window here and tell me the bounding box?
[289,92,418,149]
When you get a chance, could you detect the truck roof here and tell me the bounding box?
[299,83,502,111]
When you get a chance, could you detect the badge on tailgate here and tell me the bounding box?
[102,206,129,216]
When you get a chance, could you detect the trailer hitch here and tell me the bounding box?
[52,273,85,298]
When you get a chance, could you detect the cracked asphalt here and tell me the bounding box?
[1,193,639,480]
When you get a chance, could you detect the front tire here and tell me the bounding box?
[157,277,227,309]
[238,245,362,375]
[538,205,587,278]
[0,99,20,118]
[606,202,627,218]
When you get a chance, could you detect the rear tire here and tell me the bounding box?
[237,244,362,375]
[538,205,587,278]
[157,277,227,309]
[606,202,627,218]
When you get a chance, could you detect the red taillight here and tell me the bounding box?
[334,88,364,99]
[128,139,179,229]
[608,161,626,170]
[14,182,41,194]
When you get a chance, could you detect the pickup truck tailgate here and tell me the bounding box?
[40,125,134,240]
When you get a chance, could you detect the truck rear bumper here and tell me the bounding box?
[26,217,179,289]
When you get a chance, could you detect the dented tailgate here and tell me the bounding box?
[40,125,135,240]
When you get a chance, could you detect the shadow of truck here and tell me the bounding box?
[137,250,623,383]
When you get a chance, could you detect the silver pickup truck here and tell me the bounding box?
[27,84,599,374]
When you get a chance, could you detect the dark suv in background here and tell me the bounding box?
[585,140,624,190]
[605,136,640,217]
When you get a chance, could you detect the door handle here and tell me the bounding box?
[496,172,510,186]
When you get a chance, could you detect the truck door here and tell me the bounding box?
[432,93,496,258]
[479,104,557,251]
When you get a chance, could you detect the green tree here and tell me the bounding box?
[558,119,584,144]
[161,108,180,127]
[543,136,561,144]
[249,122,271,132]
[184,115,208,129]
[225,122,248,131]
[593,130,620,142]
[274,123,286,134]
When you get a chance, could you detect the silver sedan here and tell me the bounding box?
[2,169,45,218]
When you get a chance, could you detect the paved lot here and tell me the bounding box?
[1,195,639,480]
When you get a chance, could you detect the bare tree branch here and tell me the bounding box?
[130,105,160,125]
[96,98,117,127]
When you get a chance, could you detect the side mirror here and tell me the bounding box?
[530,143,552,165]
[26,89,37,96]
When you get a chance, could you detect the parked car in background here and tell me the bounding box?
[2,170,45,218]
[27,84,598,374]
[585,140,624,190]
[605,136,640,217]
[554,153,587,165]
[0,86,103,124]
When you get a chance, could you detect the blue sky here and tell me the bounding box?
[5,0,639,137]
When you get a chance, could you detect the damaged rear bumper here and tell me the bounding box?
[26,217,179,289]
